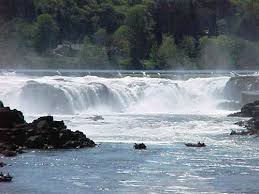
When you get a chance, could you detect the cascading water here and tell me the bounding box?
[0,74,230,115]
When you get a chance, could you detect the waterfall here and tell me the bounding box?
[0,74,230,115]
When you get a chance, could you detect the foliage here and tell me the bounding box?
[33,14,59,54]
[112,25,130,58]
[79,35,109,69]
[199,35,259,69]
[1,0,259,69]
[126,4,153,68]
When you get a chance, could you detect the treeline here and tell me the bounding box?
[0,0,259,69]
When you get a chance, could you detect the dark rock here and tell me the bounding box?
[62,140,78,148]
[2,150,17,157]
[234,120,246,126]
[16,147,26,154]
[0,173,13,182]
[26,135,46,149]
[230,130,250,136]
[0,101,4,108]
[32,116,66,131]
[81,138,96,148]
[58,129,73,144]
[224,76,259,102]
[10,128,27,146]
[36,120,50,130]
[32,116,53,130]
[0,104,95,157]
[0,107,26,128]
[134,143,147,150]
[53,120,66,130]
[88,115,104,121]
[228,101,259,117]
[43,144,54,150]
[0,162,6,167]
[185,142,206,147]
[230,101,259,136]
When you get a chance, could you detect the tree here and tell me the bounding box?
[157,35,178,69]
[180,36,197,58]
[231,0,259,41]
[126,5,153,68]
[79,35,109,69]
[112,25,130,58]
[97,4,125,33]
[34,14,59,54]
[15,20,37,48]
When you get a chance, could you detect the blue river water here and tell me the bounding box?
[1,114,259,194]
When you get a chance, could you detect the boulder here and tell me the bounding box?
[89,115,104,121]
[134,143,147,150]
[0,161,6,167]
[0,107,26,128]
[26,135,46,149]
[32,116,66,131]
[32,116,54,130]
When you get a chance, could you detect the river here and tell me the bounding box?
[0,71,258,193]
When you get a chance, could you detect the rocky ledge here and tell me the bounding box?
[0,103,95,157]
[224,76,259,102]
[228,101,259,135]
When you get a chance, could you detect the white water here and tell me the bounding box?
[0,74,230,115]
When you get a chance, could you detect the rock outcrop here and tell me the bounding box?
[134,143,147,150]
[229,101,259,135]
[224,76,259,104]
[0,162,6,167]
[228,101,259,117]
[0,102,95,157]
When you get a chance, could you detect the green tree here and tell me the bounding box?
[230,0,259,40]
[79,35,109,69]
[34,14,59,54]
[126,5,153,68]
[158,35,178,68]
[97,4,125,33]
[94,28,108,46]
[198,35,259,69]
[15,20,37,48]
[112,25,130,58]
[180,36,197,58]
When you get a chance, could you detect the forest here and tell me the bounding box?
[0,0,259,69]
